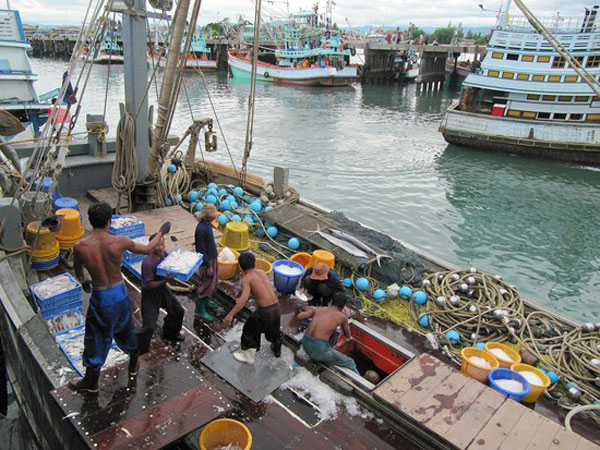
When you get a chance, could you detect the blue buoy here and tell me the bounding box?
[547,371,559,384]
[206,188,219,198]
[445,330,460,345]
[208,182,218,190]
[218,188,227,196]
[166,198,173,206]
[267,226,278,238]
[195,202,204,211]
[244,216,254,224]
[226,195,235,202]
[418,313,430,328]
[373,289,387,303]
[257,228,265,237]
[413,290,427,305]
[250,201,262,212]
[190,201,197,211]
[232,215,241,222]
[355,277,369,291]
[234,187,244,196]
[188,191,199,201]
[219,200,231,210]
[264,206,274,212]
[288,237,300,250]
[218,215,228,226]
[343,278,352,288]
[167,164,176,173]
[399,286,413,300]
[206,194,217,205]
[230,201,239,208]
[474,342,486,350]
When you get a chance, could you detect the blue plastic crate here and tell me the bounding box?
[123,259,143,280]
[41,299,84,320]
[122,235,149,264]
[108,215,145,238]
[156,249,203,282]
[58,331,85,376]
[48,309,85,336]
[30,272,82,308]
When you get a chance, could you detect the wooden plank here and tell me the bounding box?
[467,400,527,450]
[548,427,582,449]
[524,417,562,450]
[445,388,506,449]
[498,407,546,449]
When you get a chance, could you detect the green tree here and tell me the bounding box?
[407,22,426,41]
[430,23,463,44]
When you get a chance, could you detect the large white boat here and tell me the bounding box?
[440,2,600,165]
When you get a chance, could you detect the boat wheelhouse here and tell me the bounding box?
[149,32,217,70]
[93,34,124,64]
[440,3,600,164]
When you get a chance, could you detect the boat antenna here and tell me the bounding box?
[240,0,262,183]
[5,1,10,9]
[511,0,600,98]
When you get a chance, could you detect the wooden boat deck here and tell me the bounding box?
[374,354,600,450]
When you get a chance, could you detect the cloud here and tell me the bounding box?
[16,0,595,28]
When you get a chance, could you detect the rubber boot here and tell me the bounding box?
[206,298,219,310]
[271,341,282,358]
[233,348,256,364]
[68,368,100,394]
[128,352,140,377]
[195,298,214,321]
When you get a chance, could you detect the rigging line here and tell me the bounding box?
[103,12,116,121]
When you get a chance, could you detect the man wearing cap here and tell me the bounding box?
[194,203,220,321]
[299,262,345,307]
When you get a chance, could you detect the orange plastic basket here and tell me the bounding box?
[307,249,335,269]
[461,347,499,382]
[290,252,311,268]
[254,258,272,275]
[199,418,252,450]
[217,247,240,280]
[484,342,521,368]
[510,363,551,403]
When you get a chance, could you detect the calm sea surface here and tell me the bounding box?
[31,57,600,321]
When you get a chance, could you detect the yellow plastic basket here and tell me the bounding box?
[485,342,521,368]
[55,208,84,248]
[461,347,499,382]
[217,247,240,280]
[255,258,272,275]
[510,363,551,403]
[219,222,250,252]
[199,418,252,450]
[307,249,335,269]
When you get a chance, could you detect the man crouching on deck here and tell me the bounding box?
[69,202,171,393]
[222,253,282,364]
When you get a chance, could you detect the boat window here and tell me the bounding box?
[517,73,529,80]
[537,112,551,119]
[548,75,561,82]
[522,111,536,118]
[502,72,515,79]
[537,55,551,63]
[488,70,499,77]
[532,74,545,81]
[558,96,572,102]
[492,52,504,59]
[569,113,583,121]
[507,53,519,61]
[574,56,585,65]
[553,113,567,120]
[575,96,589,102]
[507,109,521,117]
[594,95,600,101]
[587,113,600,121]
[552,56,566,68]
[586,55,600,68]
[542,95,556,101]
[527,94,540,100]
[564,75,578,82]
[522,55,534,62]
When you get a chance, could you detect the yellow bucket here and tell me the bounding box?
[219,222,250,252]
[484,342,521,369]
[460,347,499,382]
[510,363,551,403]
[199,418,252,450]
[307,249,335,269]
[290,252,311,268]
[254,258,272,275]
[217,247,240,280]
[54,208,84,249]
[26,221,59,257]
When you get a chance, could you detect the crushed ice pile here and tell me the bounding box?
[159,250,201,272]
[468,356,492,369]
[47,311,84,334]
[490,348,514,362]
[494,378,525,393]
[276,263,303,276]
[519,370,544,386]
[218,247,237,262]
[111,216,140,228]
[34,275,78,299]
[212,445,243,450]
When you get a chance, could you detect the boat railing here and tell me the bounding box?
[503,15,596,33]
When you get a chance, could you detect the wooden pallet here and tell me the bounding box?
[374,354,599,450]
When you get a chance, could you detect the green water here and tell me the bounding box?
[32,59,600,321]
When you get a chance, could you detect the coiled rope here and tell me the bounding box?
[112,113,137,213]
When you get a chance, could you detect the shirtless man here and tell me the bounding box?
[69,201,171,393]
[223,252,282,364]
[297,292,358,373]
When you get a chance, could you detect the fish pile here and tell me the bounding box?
[105,347,128,367]
[47,311,84,334]
[212,445,243,450]
[468,356,492,369]
[218,247,236,262]
[276,264,303,277]
[132,235,149,245]
[159,250,201,273]
[494,378,526,393]
[490,348,514,362]
[60,334,85,360]
[111,216,140,228]
[34,275,78,299]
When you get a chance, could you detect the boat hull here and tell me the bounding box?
[228,52,357,87]
[445,62,471,78]
[441,103,600,165]
[148,54,218,70]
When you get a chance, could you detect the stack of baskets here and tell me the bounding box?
[54,208,85,249]
[29,272,83,320]
[26,221,60,270]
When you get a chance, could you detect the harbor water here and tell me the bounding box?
[31,58,600,322]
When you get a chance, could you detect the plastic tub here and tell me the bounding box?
[199,418,252,450]
[219,222,250,252]
[55,208,84,249]
[290,252,311,268]
[26,221,59,256]
[484,342,521,368]
[488,368,531,402]
[217,247,240,280]
[272,259,305,293]
[307,249,335,269]
[254,258,272,275]
[510,363,551,403]
[460,347,499,382]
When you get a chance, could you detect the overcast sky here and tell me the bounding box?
[15,0,596,28]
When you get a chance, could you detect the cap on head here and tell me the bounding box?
[201,203,217,220]
[310,262,329,280]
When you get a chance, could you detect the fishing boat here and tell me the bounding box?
[1,0,600,449]
[440,1,600,165]
[445,59,475,79]
[149,32,217,70]
[92,33,124,64]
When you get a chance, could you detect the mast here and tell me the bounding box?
[499,0,512,29]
